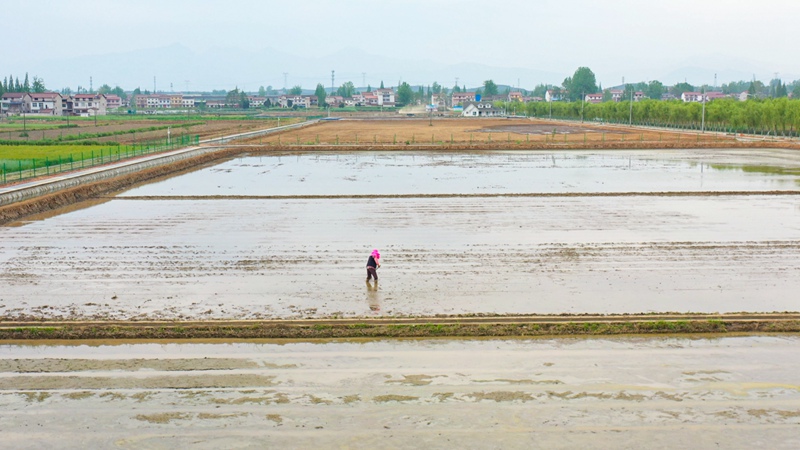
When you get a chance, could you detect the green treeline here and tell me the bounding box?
[503,98,800,135]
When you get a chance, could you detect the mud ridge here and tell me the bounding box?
[1,316,799,340]
[109,191,800,201]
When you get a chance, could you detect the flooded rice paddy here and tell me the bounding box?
[120,149,800,197]
[1,149,799,320]
[1,336,799,448]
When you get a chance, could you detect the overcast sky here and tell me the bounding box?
[5,0,800,89]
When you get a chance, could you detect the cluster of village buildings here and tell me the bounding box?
[0,92,121,116]
[0,85,757,117]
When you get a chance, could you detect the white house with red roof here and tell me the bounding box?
[681,92,704,103]
[362,92,379,106]
[585,93,604,104]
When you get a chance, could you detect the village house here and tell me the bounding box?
[545,90,565,102]
[610,90,646,102]
[351,92,365,105]
[0,92,32,115]
[362,92,379,106]
[681,92,704,103]
[508,91,524,102]
[326,95,345,106]
[72,93,107,116]
[431,93,448,109]
[585,93,604,104]
[247,96,266,108]
[278,94,317,108]
[133,93,194,109]
[374,88,396,106]
[29,92,63,115]
[451,92,477,106]
[462,101,505,117]
[105,94,122,110]
[704,92,729,101]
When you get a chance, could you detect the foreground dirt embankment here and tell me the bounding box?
[2,315,799,340]
[0,147,243,225]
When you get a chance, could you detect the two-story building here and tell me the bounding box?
[29,92,63,115]
[585,93,604,104]
[681,92,704,103]
[326,95,345,106]
[374,88,395,106]
[278,94,317,108]
[508,91,524,102]
[105,94,123,110]
[247,96,266,108]
[72,94,107,116]
[1,92,32,115]
[545,90,565,102]
[451,92,476,106]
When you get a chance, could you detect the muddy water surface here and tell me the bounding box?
[1,336,798,448]
[2,149,800,320]
[119,149,800,197]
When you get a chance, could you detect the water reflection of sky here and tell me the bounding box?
[121,151,800,197]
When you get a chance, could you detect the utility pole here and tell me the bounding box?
[629,88,633,126]
[154,76,156,94]
[581,91,585,123]
[331,70,335,94]
[89,76,93,93]
[701,86,706,133]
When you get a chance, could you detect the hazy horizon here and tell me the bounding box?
[5,0,800,91]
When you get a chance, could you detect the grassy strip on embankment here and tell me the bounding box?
[0,144,119,160]
[1,319,799,340]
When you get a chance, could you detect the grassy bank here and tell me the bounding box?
[1,318,798,340]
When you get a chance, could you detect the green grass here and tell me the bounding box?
[0,144,119,161]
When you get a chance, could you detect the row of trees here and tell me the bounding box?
[500,97,800,135]
[1,73,46,96]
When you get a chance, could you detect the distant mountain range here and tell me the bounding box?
[27,44,798,93]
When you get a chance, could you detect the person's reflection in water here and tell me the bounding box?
[366,280,380,312]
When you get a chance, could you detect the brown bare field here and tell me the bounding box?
[0,118,295,144]
[247,118,740,147]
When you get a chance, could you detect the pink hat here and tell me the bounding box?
[371,249,380,258]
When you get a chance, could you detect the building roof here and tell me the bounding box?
[2,92,29,99]
[73,94,106,99]
[30,92,62,99]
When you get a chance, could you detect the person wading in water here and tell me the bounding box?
[366,249,381,282]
